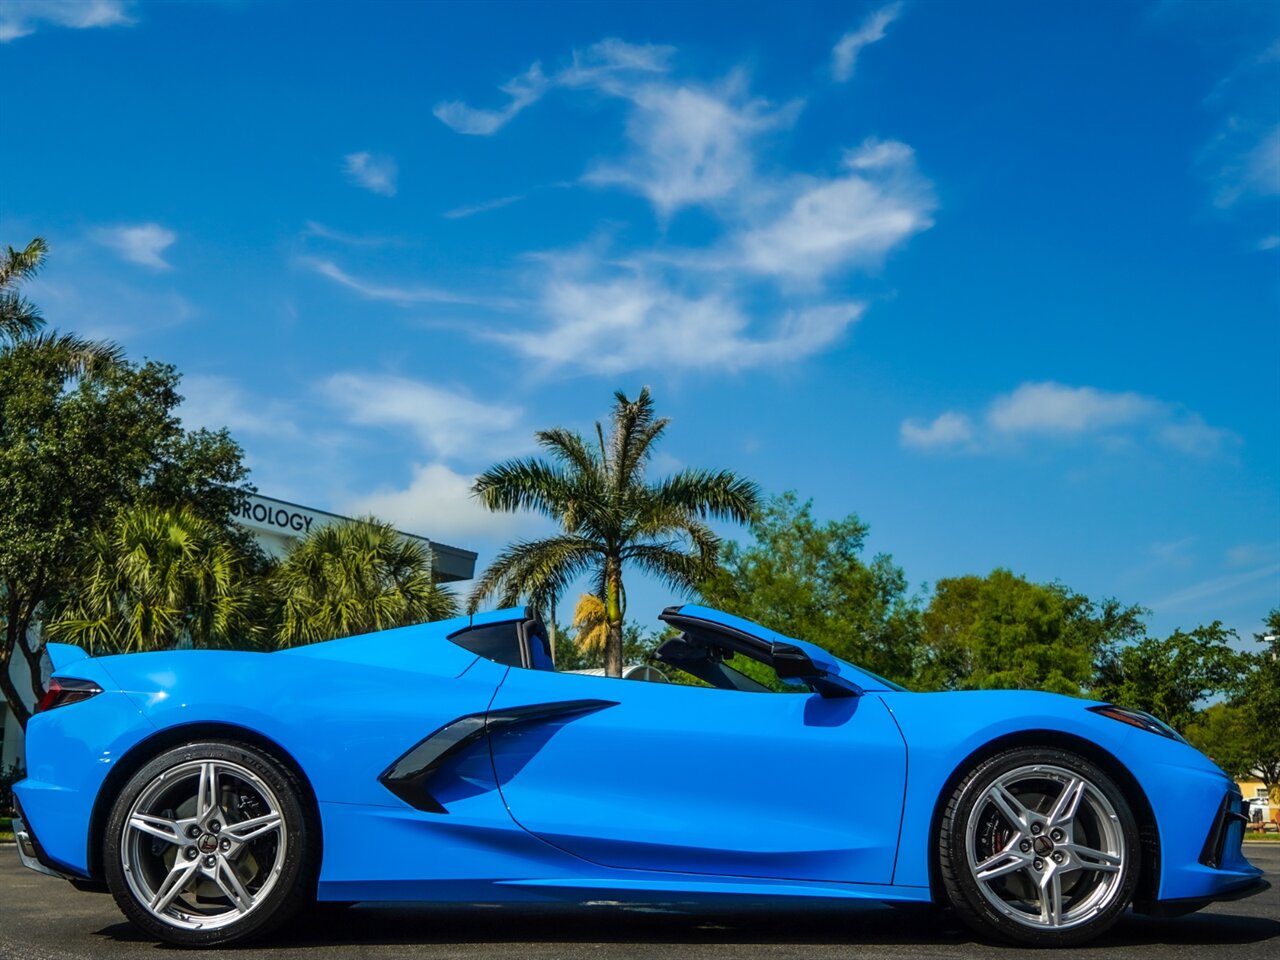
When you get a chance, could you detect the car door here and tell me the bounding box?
[488,666,908,885]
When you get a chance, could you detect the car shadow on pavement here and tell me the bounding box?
[93,901,1280,952]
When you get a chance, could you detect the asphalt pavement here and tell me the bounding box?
[0,843,1276,959]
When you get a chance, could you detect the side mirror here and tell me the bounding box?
[771,641,861,698]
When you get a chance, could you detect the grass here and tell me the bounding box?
[1244,831,1280,842]
[0,817,11,843]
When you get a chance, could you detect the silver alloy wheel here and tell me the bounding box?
[120,759,287,931]
[964,763,1126,931]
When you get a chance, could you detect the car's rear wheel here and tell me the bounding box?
[939,746,1140,947]
[103,740,312,947]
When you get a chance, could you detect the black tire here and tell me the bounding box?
[939,746,1140,947]
[103,740,313,947]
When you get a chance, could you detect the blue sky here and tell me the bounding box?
[1,0,1277,643]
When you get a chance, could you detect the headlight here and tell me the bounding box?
[1088,704,1187,743]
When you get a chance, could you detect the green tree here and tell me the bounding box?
[46,505,258,653]
[1092,622,1244,733]
[1187,611,1280,812]
[917,570,1145,696]
[0,240,250,729]
[469,388,758,676]
[1185,703,1256,781]
[269,517,457,648]
[553,616,667,673]
[698,492,923,685]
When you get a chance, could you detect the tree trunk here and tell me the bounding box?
[604,618,624,678]
[548,598,557,665]
[603,559,624,678]
[1,613,32,731]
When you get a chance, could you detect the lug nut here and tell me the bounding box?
[1019,840,1032,853]
[1031,823,1042,835]
[186,825,201,839]
[220,838,231,852]
[185,847,198,860]
[203,855,216,868]
[1050,829,1064,842]
[1033,858,1044,870]
[1052,851,1064,863]
[208,820,221,834]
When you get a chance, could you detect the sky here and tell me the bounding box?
[1,0,1277,645]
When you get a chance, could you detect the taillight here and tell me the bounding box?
[36,677,102,713]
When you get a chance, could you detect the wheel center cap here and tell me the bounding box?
[198,834,218,854]
[1033,835,1054,857]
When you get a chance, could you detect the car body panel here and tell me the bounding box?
[13,605,1264,917]
[490,666,907,883]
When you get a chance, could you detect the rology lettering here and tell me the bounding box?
[237,501,315,533]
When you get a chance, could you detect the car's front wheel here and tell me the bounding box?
[939,746,1140,947]
[103,740,312,947]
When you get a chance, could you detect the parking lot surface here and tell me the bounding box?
[0,844,1275,959]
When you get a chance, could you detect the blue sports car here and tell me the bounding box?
[13,604,1267,948]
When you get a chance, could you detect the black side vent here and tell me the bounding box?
[379,699,619,813]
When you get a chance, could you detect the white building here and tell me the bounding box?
[0,493,476,770]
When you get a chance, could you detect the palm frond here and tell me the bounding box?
[623,544,716,597]
[7,331,125,378]
[472,457,578,519]
[571,593,609,655]
[0,238,48,289]
[647,468,760,524]
[466,535,600,612]
[536,427,601,478]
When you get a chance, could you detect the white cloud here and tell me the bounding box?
[26,273,192,341]
[299,257,483,305]
[300,221,402,247]
[1212,122,1280,208]
[495,263,863,374]
[987,382,1163,435]
[432,34,927,375]
[1226,543,1278,568]
[433,63,551,136]
[585,74,797,217]
[443,194,525,219]
[343,152,398,196]
[1258,233,1280,251]
[433,40,672,136]
[323,373,523,459]
[737,139,935,280]
[903,381,1236,457]
[0,0,133,42]
[90,222,176,269]
[178,375,298,439]
[900,411,973,450]
[1157,413,1236,457]
[831,2,903,82]
[347,462,535,541]
[1150,563,1280,613]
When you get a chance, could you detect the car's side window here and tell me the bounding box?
[655,635,807,693]
[448,618,556,672]
[448,622,525,668]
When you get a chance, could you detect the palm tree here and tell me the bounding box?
[0,238,49,340]
[270,517,458,648]
[469,388,759,676]
[47,504,256,653]
[0,237,122,369]
[571,593,609,659]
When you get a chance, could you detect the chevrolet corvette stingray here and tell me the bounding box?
[12,604,1267,947]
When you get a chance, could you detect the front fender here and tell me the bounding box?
[881,690,1236,901]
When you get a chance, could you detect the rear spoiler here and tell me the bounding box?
[44,642,91,673]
